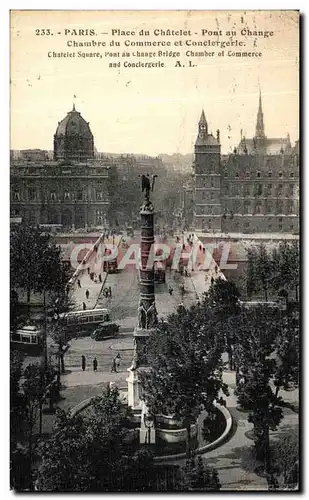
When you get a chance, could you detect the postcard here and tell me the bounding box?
[10,10,299,492]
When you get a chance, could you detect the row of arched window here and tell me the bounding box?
[223,170,296,178]
[11,188,108,202]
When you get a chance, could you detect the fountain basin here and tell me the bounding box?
[155,414,198,443]
[70,398,232,461]
[157,424,198,443]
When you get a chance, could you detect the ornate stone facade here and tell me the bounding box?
[10,106,111,229]
[192,93,299,234]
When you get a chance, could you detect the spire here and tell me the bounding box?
[72,103,76,111]
[255,88,266,139]
[199,109,206,124]
[198,109,208,136]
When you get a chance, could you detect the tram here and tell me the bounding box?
[10,326,43,355]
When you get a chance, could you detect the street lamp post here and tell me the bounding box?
[43,289,48,369]
[143,413,154,445]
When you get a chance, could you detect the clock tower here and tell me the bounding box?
[193,110,222,232]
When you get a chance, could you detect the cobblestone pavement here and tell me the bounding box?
[61,262,225,378]
[63,333,134,374]
[96,267,198,322]
[69,234,122,310]
[96,267,139,323]
[62,267,197,373]
[69,232,223,317]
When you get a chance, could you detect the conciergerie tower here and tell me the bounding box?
[192,110,222,232]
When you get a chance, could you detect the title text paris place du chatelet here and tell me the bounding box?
[37,27,274,68]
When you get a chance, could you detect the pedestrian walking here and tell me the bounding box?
[115,353,121,370]
[111,358,117,373]
[81,355,86,371]
[87,267,90,274]
[83,302,86,311]
[85,289,90,300]
[109,286,112,297]
[168,286,173,296]
[77,279,81,288]
[93,357,98,372]
[99,273,102,283]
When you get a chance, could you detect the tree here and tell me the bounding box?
[119,448,156,492]
[206,278,241,370]
[246,248,258,299]
[178,456,221,491]
[10,445,32,492]
[36,387,164,492]
[273,309,299,397]
[246,244,273,301]
[10,224,70,303]
[10,359,57,490]
[21,362,57,471]
[270,430,299,490]
[140,302,228,457]
[10,290,29,334]
[271,241,299,303]
[207,277,240,311]
[10,350,26,445]
[10,350,29,490]
[49,294,76,375]
[234,306,285,472]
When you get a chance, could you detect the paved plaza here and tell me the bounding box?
[69,234,122,310]
[38,232,299,490]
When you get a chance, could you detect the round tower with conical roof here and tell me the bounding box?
[53,104,94,162]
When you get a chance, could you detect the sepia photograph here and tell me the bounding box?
[9,9,300,492]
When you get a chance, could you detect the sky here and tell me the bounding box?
[10,10,299,155]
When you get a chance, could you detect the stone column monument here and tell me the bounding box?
[127,174,158,412]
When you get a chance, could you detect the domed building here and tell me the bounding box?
[54,104,94,162]
[11,104,113,230]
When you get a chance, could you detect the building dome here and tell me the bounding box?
[53,104,94,162]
